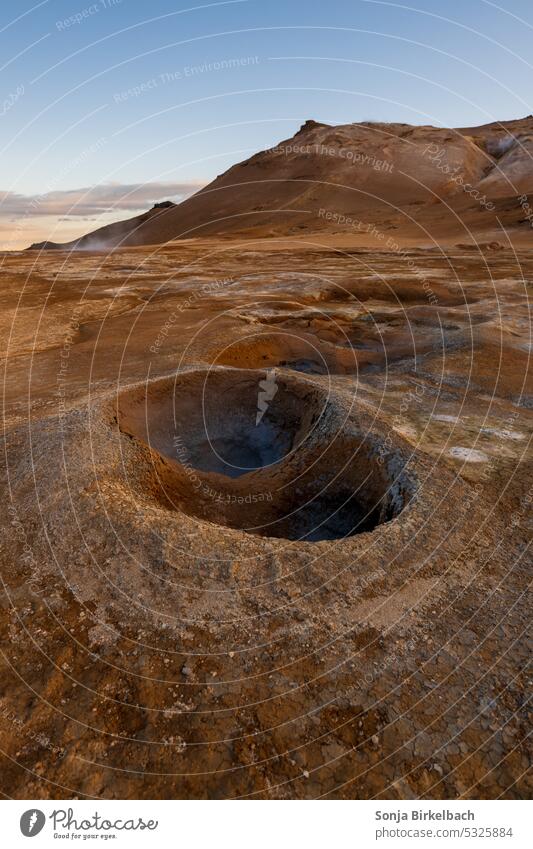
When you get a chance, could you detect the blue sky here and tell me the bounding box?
[1,0,533,246]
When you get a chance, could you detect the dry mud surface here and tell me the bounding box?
[0,239,531,799]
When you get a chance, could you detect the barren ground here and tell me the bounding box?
[0,236,531,799]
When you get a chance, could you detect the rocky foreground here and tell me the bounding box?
[0,239,531,798]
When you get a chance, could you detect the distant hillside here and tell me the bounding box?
[28,116,533,250]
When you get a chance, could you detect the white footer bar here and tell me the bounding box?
[4,799,531,848]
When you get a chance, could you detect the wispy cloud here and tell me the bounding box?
[0,181,205,249]
[0,181,203,219]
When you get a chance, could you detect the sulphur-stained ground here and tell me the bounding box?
[0,238,531,799]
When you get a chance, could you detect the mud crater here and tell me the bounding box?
[117,368,415,542]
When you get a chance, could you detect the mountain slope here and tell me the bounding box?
[28,116,533,250]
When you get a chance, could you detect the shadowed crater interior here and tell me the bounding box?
[117,368,415,542]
